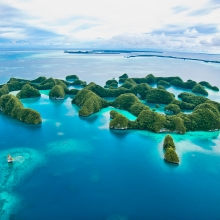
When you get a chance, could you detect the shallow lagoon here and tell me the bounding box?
[1,50,220,219]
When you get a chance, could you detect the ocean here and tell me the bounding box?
[0,49,220,220]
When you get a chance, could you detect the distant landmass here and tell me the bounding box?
[64,50,220,64]
[64,50,162,54]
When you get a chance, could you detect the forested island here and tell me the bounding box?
[71,74,220,134]
[0,73,219,133]
[163,135,179,164]
[0,94,42,124]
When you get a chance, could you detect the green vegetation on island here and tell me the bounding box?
[85,82,128,97]
[130,83,151,99]
[170,99,195,110]
[66,75,79,80]
[31,76,47,84]
[157,80,170,87]
[34,77,56,90]
[49,85,65,99]
[121,78,137,89]
[164,104,181,115]
[16,84,41,99]
[199,81,219,91]
[178,92,208,106]
[1,72,218,167]
[183,105,220,131]
[146,88,174,104]
[192,84,208,96]
[119,73,129,83]
[71,79,87,87]
[164,116,186,134]
[107,91,220,133]
[109,110,130,129]
[163,134,175,149]
[66,88,79,95]
[136,109,166,132]
[7,77,30,84]
[131,74,156,84]
[163,135,179,164]
[105,79,118,87]
[0,94,42,124]
[72,89,108,116]
[157,85,165,90]
[0,85,9,97]
[164,147,179,164]
[170,79,197,89]
[69,74,220,133]
[1,73,219,134]
[111,93,149,116]
[155,76,183,83]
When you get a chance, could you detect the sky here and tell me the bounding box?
[0,0,220,52]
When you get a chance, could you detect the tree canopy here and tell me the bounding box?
[0,94,42,124]
[17,84,41,99]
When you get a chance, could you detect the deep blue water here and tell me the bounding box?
[0,50,220,220]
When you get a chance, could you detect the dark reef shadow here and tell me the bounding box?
[21,96,41,103]
[163,159,179,168]
[0,112,42,129]
[79,115,100,123]
[109,129,130,138]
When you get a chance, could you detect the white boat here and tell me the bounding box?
[7,154,13,163]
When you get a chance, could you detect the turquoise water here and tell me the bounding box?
[1,50,220,219]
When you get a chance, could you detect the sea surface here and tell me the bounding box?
[0,49,220,220]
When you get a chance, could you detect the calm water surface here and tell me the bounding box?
[0,50,220,220]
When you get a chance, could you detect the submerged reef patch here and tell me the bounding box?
[0,191,22,220]
[46,139,92,155]
[0,148,45,219]
[0,148,45,189]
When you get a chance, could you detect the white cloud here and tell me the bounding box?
[211,35,220,46]
[200,35,220,47]
[0,0,220,52]
[0,27,26,39]
[184,28,198,37]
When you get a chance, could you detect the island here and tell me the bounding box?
[157,80,170,87]
[110,110,130,129]
[70,74,220,134]
[119,73,129,83]
[105,79,118,88]
[71,79,87,87]
[49,85,65,99]
[164,104,181,115]
[146,88,174,104]
[199,81,219,91]
[16,84,41,99]
[0,94,42,124]
[163,134,175,149]
[163,135,179,164]
[72,89,108,116]
[192,84,208,96]
[164,147,179,164]
[66,75,79,81]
